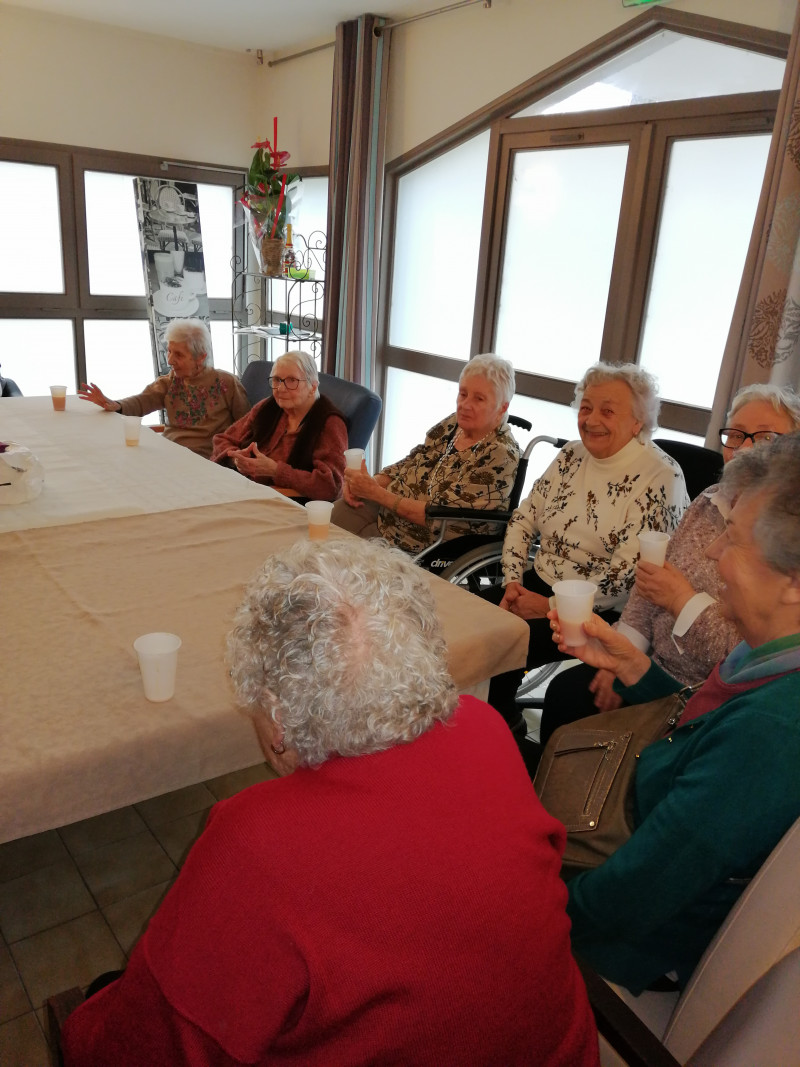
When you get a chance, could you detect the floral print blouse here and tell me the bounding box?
[377,415,520,554]
[502,437,688,611]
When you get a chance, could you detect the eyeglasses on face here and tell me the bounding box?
[718,428,782,449]
[269,376,307,391]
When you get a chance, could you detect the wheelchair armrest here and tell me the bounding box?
[425,505,512,524]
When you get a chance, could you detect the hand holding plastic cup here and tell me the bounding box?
[344,448,365,470]
[552,579,597,648]
[133,632,181,702]
[122,415,142,447]
[49,385,67,411]
[638,531,670,567]
[305,500,334,541]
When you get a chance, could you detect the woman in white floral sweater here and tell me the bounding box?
[487,363,688,745]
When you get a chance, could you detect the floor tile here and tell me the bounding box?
[103,880,173,956]
[0,859,95,943]
[73,831,176,909]
[205,761,276,800]
[135,782,216,827]
[0,831,69,884]
[58,806,146,857]
[150,808,210,866]
[0,1011,49,1067]
[0,938,31,1023]
[11,912,126,1010]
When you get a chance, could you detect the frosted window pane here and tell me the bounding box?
[495,144,627,380]
[197,184,233,299]
[517,32,784,116]
[639,135,771,408]
[209,319,236,374]
[0,163,64,293]
[389,132,490,361]
[83,319,159,422]
[85,171,145,296]
[291,176,328,276]
[0,320,74,394]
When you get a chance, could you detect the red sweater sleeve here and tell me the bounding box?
[273,415,348,500]
[209,400,266,462]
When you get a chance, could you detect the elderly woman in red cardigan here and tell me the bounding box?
[62,537,599,1067]
[211,350,346,501]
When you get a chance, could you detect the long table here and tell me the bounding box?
[1,397,529,842]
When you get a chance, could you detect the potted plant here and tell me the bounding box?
[239,118,300,277]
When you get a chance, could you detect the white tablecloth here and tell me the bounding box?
[0,396,281,533]
[1,397,529,842]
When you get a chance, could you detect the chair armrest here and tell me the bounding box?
[46,987,84,1066]
[425,505,512,524]
[577,960,682,1067]
[272,486,304,498]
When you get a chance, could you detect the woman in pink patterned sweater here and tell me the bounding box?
[539,383,800,745]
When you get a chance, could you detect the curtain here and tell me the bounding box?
[322,15,390,389]
[709,4,800,439]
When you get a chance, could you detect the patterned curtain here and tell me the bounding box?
[322,15,390,389]
[710,4,800,439]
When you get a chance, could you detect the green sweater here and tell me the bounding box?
[566,658,800,994]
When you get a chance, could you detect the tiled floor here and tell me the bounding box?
[0,762,276,1066]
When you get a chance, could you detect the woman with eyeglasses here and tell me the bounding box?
[210,351,347,501]
[538,383,800,748]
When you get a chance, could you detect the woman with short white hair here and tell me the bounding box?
[78,318,249,458]
[211,350,347,501]
[487,361,688,747]
[333,353,520,552]
[61,537,600,1066]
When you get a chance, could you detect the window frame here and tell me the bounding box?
[377,9,790,456]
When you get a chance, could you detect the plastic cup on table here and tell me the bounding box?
[638,531,670,567]
[305,500,334,541]
[344,448,365,470]
[49,385,67,411]
[552,580,598,649]
[133,632,181,702]
[121,415,142,447]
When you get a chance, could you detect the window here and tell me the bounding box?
[0,140,244,393]
[380,12,787,454]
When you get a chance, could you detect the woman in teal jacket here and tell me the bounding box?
[549,432,800,994]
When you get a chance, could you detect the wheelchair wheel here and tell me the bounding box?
[439,541,505,596]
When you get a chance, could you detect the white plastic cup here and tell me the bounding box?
[49,385,67,411]
[122,415,142,447]
[344,448,365,470]
[133,632,181,702]
[638,531,670,567]
[552,579,598,648]
[305,500,334,541]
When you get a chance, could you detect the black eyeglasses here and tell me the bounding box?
[269,376,307,391]
[718,428,783,449]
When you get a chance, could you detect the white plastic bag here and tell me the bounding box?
[0,443,44,505]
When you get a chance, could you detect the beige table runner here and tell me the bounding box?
[2,497,528,842]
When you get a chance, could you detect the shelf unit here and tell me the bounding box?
[232,229,326,373]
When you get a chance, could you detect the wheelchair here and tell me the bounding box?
[413,416,566,594]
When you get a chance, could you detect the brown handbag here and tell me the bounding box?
[533,685,697,881]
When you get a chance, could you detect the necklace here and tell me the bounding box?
[426,424,495,498]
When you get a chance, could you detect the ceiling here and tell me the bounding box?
[3,0,433,53]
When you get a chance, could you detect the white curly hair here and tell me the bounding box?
[227,537,458,766]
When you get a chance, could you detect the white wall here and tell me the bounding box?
[1,0,793,169]
[0,5,258,166]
